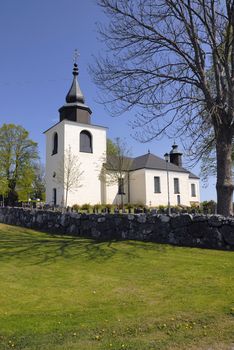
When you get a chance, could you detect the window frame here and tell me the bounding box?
[80,130,93,153]
[174,178,180,194]
[191,183,196,197]
[118,177,125,195]
[154,176,161,193]
[52,132,58,155]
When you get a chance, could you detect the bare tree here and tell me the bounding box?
[92,0,234,216]
[57,146,84,207]
[101,137,132,208]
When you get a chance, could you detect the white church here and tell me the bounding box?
[44,63,200,208]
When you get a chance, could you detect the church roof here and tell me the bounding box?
[130,153,188,172]
[106,152,199,178]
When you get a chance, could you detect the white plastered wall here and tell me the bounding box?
[188,178,200,204]
[105,172,129,205]
[129,169,146,205]
[144,169,192,207]
[45,119,107,206]
[45,122,65,206]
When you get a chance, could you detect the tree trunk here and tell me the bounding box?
[216,128,234,216]
[65,188,68,208]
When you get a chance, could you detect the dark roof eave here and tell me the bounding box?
[129,166,190,173]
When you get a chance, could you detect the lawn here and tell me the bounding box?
[0,223,233,350]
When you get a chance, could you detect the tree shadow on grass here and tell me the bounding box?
[0,224,167,265]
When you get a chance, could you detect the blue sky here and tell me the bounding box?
[0,0,216,201]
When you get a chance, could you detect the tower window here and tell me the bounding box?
[80,130,92,153]
[52,132,58,155]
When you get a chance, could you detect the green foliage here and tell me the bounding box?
[106,138,119,156]
[72,204,80,212]
[125,203,134,210]
[0,223,233,349]
[105,203,113,210]
[81,203,92,211]
[158,205,166,211]
[0,177,8,196]
[0,123,38,205]
[17,166,35,201]
[133,202,145,209]
[201,200,217,213]
[93,203,103,212]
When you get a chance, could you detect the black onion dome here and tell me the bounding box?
[170,143,182,154]
[65,63,85,103]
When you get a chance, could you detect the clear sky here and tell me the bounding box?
[0,0,216,201]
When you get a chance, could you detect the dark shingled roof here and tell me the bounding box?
[106,152,199,179]
[188,172,200,179]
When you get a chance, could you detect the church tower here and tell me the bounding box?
[169,143,183,167]
[44,62,107,207]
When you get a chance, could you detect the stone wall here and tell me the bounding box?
[0,207,233,250]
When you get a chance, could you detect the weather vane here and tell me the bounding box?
[73,49,80,64]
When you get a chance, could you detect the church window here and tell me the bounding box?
[53,188,57,205]
[174,178,180,194]
[154,176,161,193]
[191,183,196,197]
[118,178,125,194]
[177,195,181,205]
[52,132,58,155]
[80,130,92,153]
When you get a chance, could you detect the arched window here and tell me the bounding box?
[80,130,92,153]
[52,132,58,155]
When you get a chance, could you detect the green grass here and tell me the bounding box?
[0,223,233,350]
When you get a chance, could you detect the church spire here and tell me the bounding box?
[65,63,85,104]
[59,57,92,124]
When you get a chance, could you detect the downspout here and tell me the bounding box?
[128,171,130,203]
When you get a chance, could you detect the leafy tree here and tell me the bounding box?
[56,146,84,207]
[17,166,35,202]
[0,177,8,206]
[107,138,118,155]
[0,124,38,205]
[93,0,234,216]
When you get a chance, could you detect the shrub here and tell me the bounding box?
[158,205,166,211]
[104,204,115,213]
[134,202,145,209]
[201,200,216,214]
[93,204,102,213]
[125,203,134,210]
[81,203,92,212]
[72,204,80,212]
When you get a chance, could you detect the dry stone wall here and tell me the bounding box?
[0,207,234,250]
